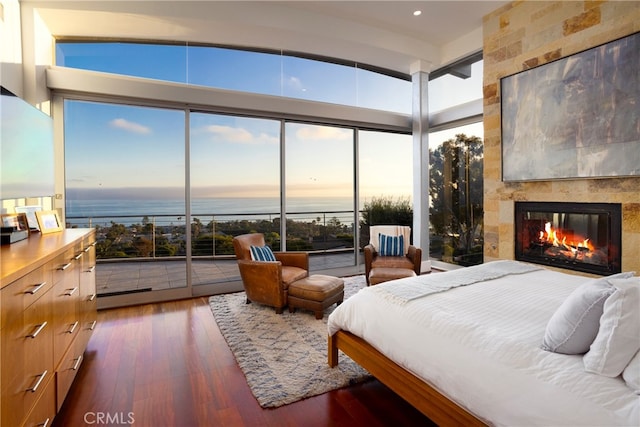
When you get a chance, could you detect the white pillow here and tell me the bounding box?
[623,350,640,394]
[541,272,634,354]
[583,276,640,377]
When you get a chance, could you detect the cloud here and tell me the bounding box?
[202,125,278,145]
[285,182,352,197]
[295,125,351,141]
[109,118,152,134]
[192,184,279,198]
[66,176,93,184]
[66,185,279,200]
[66,186,184,200]
[285,76,305,92]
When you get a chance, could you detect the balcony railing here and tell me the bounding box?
[67,210,365,295]
[66,208,483,296]
[66,210,361,262]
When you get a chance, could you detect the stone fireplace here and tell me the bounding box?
[515,202,621,275]
[482,1,640,275]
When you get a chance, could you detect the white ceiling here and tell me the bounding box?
[23,0,509,75]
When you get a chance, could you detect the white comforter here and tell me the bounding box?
[328,263,640,426]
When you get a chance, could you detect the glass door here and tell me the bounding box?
[284,122,355,271]
[189,113,281,288]
[64,100,187,300]
[358,130,413,252]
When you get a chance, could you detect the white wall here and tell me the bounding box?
[1,1,57,212]
[1,0,23,95]
[19,1,54,113]
[1,1,54,109]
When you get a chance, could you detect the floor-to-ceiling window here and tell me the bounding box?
[428,58,483,113]
[284,122,355,269]
[189,113,281,286]
[54,39,483,305]
[427,55,484,267]
[429,122,484,266]
[56,41,411,113]
[358,130,413,249]
[56,41,411,304]
[64,100,187,296]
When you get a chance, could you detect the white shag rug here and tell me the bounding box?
[208,275,371,408]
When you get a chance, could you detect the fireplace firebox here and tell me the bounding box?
[515,202,621,275]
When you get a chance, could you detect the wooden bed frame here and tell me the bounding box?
[328,330,487,427]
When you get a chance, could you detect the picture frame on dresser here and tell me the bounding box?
[1,212,30,233]
[35,210,63,234]
[15,205,43,230]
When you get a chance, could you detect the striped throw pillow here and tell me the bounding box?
[250,245,276,262]
[379,234,404,256]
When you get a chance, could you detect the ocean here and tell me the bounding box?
[66,196,358,227]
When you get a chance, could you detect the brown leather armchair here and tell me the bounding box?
[364,225,422,285]
[232,233,309,313]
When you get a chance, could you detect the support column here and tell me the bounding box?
[410,61,432,272]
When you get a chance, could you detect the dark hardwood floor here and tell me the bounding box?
[52,297,435,427]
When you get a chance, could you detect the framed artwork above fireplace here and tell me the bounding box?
[501,31,640,182]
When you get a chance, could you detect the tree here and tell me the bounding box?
[359,196,413,248]
[360,196,413,227]
[141,216,154,234]
[133,236,153,257]
[429,133,483,265]
[191,217,203,239]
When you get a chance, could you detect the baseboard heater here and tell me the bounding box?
[98,287,152,298]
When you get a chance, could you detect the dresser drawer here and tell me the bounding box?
[77,293,97,352]
[52,245,81,286]
[1,289,54,427]
[52,274,81,368]
[55,337,85,411]
[1,264,51,329]
[1,315,26,427]
[24,289,54,384]
[22,375,56,427]
[1,366,52,427]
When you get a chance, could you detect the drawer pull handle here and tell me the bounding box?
[27,321,48,339]
[89,294,97,302]
[90,320,97,330]
[67,321,79,334]
[59,262,72,271]
[26,281,47,295]
[86,266,96,273]
[74,253,83,260]
[91,241,97,247]
[84,246,91,253]
[37,418,51,427]
[27,370,47,393]
[72,354,83,370]
[65,287,79,296]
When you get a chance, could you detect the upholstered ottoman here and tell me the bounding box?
[288,275,344,319]
[369,267,416,285]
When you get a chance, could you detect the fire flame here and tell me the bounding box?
[538,222,594,254]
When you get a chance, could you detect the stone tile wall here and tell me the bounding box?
[482,1,640,274]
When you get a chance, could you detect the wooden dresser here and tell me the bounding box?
[1,228,96,427]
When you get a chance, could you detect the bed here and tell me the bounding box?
[327,261,640,426]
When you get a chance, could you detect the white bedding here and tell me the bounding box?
[328,263,640,426]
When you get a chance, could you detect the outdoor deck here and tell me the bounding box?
[96,251,362,295]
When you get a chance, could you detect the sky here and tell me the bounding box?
[59,42,483,201]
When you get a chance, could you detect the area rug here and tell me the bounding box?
[208,275,371,408]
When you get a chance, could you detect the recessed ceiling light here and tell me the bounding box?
[413,10,422,16]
